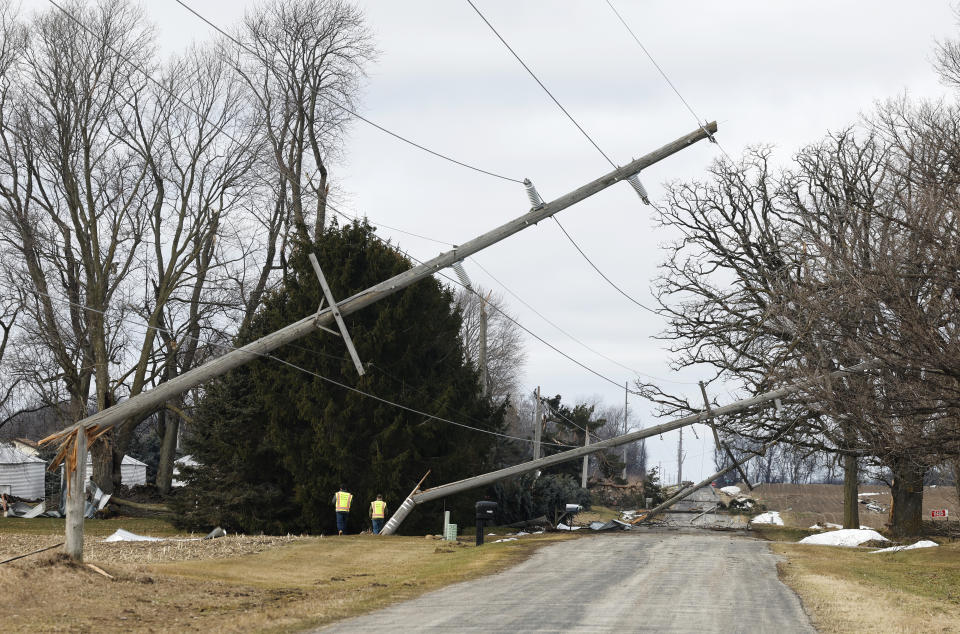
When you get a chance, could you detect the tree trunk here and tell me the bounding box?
[111,426,131,493]
[888,456,925,538]
[156,407,179,495]
[842,452,860,529]
[90,441,114,494]
[952,459,960,511]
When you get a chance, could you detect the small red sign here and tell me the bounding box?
[931,509,948,518]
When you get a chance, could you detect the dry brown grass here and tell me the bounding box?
[774,540,960,633]
[0,529,577,632]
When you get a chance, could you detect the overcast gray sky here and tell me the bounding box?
[24,0,958,482]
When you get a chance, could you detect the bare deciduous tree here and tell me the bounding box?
[456,286,526,403]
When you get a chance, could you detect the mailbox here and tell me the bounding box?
[476,500,498,521]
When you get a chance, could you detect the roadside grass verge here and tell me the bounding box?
[771,540,960,632]
[750,525,819,543]
[0,531,577,632]
[0,516,180,537]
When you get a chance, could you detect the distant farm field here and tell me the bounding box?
[745,483,959,529]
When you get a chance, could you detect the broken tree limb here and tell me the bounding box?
[106,497,175,520]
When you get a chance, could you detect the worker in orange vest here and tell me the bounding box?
[332,486,353,535]
[370,494,388,534]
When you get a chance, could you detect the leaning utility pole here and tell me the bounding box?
[42,122,717,560]
[378,360,875,535]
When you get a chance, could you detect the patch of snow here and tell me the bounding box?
[857,492,883,496]
[515,531,530,537]
[720,486,741,496]
[799,528,889,547]
[103,529,164,543]
[533,530,544,534]
[809,522,842,530]
[556,523,581,531]
[871,540,938,554]
[750,511,784,526]
[492,538,518,543]
[487,533,496,536]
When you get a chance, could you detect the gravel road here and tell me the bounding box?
[319,530,815,633]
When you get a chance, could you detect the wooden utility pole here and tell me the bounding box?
[677,427,683,485]
[622,381,628,481]
[479,293,489,397]
[43,122,718,559]
[533,386,542,460]
[64,430,87,561]
[581,426,590,488]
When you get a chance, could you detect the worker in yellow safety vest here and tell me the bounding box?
[370,495,388,534]
[332,486,353,535]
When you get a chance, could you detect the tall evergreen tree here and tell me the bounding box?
[174,221,504,534]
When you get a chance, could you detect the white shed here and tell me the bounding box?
[172,454,198,488]
[67,453,149,487]
[0,443,46,500]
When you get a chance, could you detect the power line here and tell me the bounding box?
[551,216,658,315]
[603,0,734,164]
[326,201,643,395]
[172,0,524,184]
[469,259,697,386]
[1,281,568,449]
[464,0,617,169]
[326,201,694,392]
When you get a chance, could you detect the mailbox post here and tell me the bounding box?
[475,500,498,546]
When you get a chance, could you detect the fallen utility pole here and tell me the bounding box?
[379,360,875,535]
[630,437,775,525]
[43,121,718,561]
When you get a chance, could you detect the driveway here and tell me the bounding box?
[318,530,815,633]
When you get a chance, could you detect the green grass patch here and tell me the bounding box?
[751,525,819,542]
[0,516,180,537]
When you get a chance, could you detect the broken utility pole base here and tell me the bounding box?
[40,121,717,559]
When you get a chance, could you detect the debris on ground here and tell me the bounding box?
[750,511,784,526]
[728,496,756,511]
[720,486,741,496]
[798,528,889,547]
[809,522,842,530]
[203,527,227,540]
[871,539,938,554]
[103,529,165,543]
[555,523,580,531]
